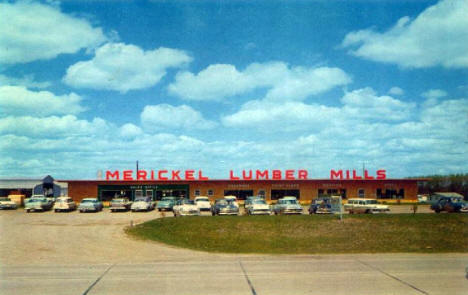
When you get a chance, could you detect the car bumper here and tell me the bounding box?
[250,210,271,215]
[0,204,17,209]
[79,206,98,212]
[178,211,200,216]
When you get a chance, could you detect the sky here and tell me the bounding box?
[0,0,467,179]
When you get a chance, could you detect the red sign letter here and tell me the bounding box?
[172,170,181,180]
[158,170,168,180]
[242,170,253,180]
[137,170,147,180]
[123,170,133,180]
[229,170,239,180]
[376,170,386,180]
[298,170,308,180]
[330,170,343,180]
[272,170,282,180]
[185,170,195,180]
[285,170,295,180]
[106,170,119,180]
[256,170,269,180]
[198,170,209,180]
[364,170,374,180]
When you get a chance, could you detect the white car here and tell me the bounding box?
[344,198,389,214]
[131,197,155,212]
[173,199,200,217]
[245,199,271,215]
[224,196,239,208]
[53,197,77,212]
[0,197,18,210]
[194,196,211,211]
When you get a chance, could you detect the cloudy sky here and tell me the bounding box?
[1,0,467,179]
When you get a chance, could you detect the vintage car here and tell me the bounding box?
[109,198,132,212]
[0,197,18,210]
[430,195,468,213]
[131,196,155,212]
[173,199,200,217]
[273,196,303,215]
[212,199,239,216]
[53,197,77,212]
[156,196,177,211]
[78,198,103,212]
[344,198,390,214]
[24,197,53,212]
[245,198,271,215]
[244,196,264,208]
[194,196,211,211]
[224,195,239,208]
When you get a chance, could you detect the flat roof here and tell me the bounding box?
[61,178,427,182]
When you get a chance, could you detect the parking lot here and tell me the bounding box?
[1,206,466,295]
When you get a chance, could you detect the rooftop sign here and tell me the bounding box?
[104,169,387,181]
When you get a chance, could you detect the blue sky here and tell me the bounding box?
[0,0,467,179]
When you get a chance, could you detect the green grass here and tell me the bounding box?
[126,214,468,254]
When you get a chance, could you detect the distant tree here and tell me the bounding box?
[411,174,468,200]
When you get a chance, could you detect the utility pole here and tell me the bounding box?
[136,160,139,173]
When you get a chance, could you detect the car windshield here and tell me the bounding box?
[161,198,174,201]
[56,199,68,203]
[112,199,125,202]
[252,200,267,205]
[366,200,378,204]
[0,197,10,201]
[196,198,209,202]
[182,200,195,205]
[283,199,298,204]
[28,198,44,203]
[81,199,95,203]
[134,198,147,202]
[217,200,228,206]
[451,197,462,203]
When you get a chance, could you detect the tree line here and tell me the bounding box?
[411,174,468,198]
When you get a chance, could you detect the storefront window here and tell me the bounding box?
[194,190,200,197]
[207,189,214,196]
[358,189,365,198]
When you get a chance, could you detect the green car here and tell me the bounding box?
[25,197,53,212]
[157,197,177,211]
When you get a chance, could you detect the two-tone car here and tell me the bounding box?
[245,198,271,215]
[109,198,132,212]
[430,195,468,213]
[194,196,211,211]
[309,197,333,214]
[156,196,177,211]
[25,196,54,212]
[224,196,239,208]
[78,198,103,213]
[0,197,18,210]
[131,196,155,212]
[211,199,239,216]
[173,199,200,217]
[273,197,303,215]
[53,197,77,212]
[344,198,390,214]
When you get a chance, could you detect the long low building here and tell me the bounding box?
[64,178,421,203]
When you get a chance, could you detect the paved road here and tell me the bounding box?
[2,254,467,295]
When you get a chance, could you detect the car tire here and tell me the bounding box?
[435,209,440,213]
[55,209,59,213]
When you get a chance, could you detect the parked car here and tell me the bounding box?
[156,196,177,211]
[244,196,264,208]
[430,195,468,213]
[24,197,53,212]
[173,199,200,217]
[224,195,239,208]
[110,198,132,212]
[78,198,103,213]
[131,196,155,212]
[273,196,303,215]
[245,198,271,215]
[194,196,212,211]
[0,197,18,210]
[211,199,239,216]
[344,198,389,214]
[53,197,77,212]
[309,196,343,214]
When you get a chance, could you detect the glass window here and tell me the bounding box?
[258,190,266,197]
[207,189,214,196]
[135,190,143,198]
[194,190,200,196]
[358,189,365,198]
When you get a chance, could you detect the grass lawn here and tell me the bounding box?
[126,214,468,254]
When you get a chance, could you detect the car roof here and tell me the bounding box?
[282,196,297,200]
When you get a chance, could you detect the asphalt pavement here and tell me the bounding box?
[2,254,467,295]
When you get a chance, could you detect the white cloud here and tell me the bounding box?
[63,43,192,93]
[342,0,468,68]
[341,88,415,121]
[421,89,448,99]
[0,74,51,89]
[223,88,415,131]
[168,62,351,101]
[0,115,111,138]
[388,87,404,96]
[119,123,143,139]
[141,104,216,131]
[0,86,84,117]
[0,2,107,64]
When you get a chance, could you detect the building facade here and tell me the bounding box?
[65,179,420,203]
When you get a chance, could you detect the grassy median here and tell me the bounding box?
[126,214,468,254]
